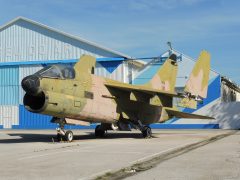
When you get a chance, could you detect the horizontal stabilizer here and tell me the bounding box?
[178,98,198,109]
[166,109,214,119]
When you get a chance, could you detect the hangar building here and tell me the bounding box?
[0,17,239,129]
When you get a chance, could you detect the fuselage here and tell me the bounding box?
[23,71,173,125]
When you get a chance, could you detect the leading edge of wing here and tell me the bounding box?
[104,82,179,97]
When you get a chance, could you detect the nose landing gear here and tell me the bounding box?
[52,117,74,142]
[57,128,74,142]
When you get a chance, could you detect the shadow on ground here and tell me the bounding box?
[0,131,159,143]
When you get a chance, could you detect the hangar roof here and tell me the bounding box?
[0,17,143,68]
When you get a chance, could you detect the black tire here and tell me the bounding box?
[95,125,105,137]
[57,133,62,142]
[65,130,74,142]
[142,126,152,138]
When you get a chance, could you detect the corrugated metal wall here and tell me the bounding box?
[95,62,127,82]
[0,106,18,128]
[0,19,122,62]
[15,105,54,129]
[0,66,19,105]
[0,66,19,129]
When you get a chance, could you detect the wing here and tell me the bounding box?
[166,109,214,119]
[105,82,179,98]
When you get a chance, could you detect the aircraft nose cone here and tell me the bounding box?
[21,75,40,95]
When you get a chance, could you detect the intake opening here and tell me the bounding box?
[23,91,47,112]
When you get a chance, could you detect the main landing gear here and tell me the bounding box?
[52,117,74,142]
[135,120,152,138]
[141,125,152,138]
[94,121,152,139]
[95,124,106,137]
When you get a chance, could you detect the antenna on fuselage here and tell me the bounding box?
[167,41,173,50]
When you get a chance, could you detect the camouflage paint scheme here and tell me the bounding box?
[179,51,211,109]
[23,51,213,127]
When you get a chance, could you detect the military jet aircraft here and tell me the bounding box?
[22,50,213,141]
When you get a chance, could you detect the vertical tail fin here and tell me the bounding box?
[185,50,210,98]
[143,54,178,93]
[179,50,211,109]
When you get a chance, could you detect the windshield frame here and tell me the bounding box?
[35,65,75,80]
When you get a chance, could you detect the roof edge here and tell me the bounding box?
[0,16,132,58]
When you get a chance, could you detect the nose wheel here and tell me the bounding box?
[53,117,74,142]
[56,129,74,142]
[65,130,74,142]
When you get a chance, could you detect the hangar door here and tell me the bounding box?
[0,66,19,128]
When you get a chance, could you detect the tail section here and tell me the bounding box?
[143,54,178,93]
[179,50,211,109]
[185,50,210,98]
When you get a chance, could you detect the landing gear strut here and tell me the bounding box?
[52,117,74,142]
[141,125,152,138]
[135,120,152,138]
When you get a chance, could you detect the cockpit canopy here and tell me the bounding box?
[35,65,75,79]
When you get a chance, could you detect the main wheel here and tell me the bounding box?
[95,125,105,137]
[142,126,152,138]
[65,130,74,142]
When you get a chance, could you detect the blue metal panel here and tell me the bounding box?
[98,61,122,73]
[0,66,19,85]
[150,124,219,129]
[12,105,55,129]
[132,61,164,84]
[0,59,77,67]
[0,66,19,105]
[0,58,124,67]
[0,86,19,105]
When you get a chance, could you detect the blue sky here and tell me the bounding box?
[0,0,239,83]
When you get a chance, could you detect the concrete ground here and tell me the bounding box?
[0,129,238,180]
